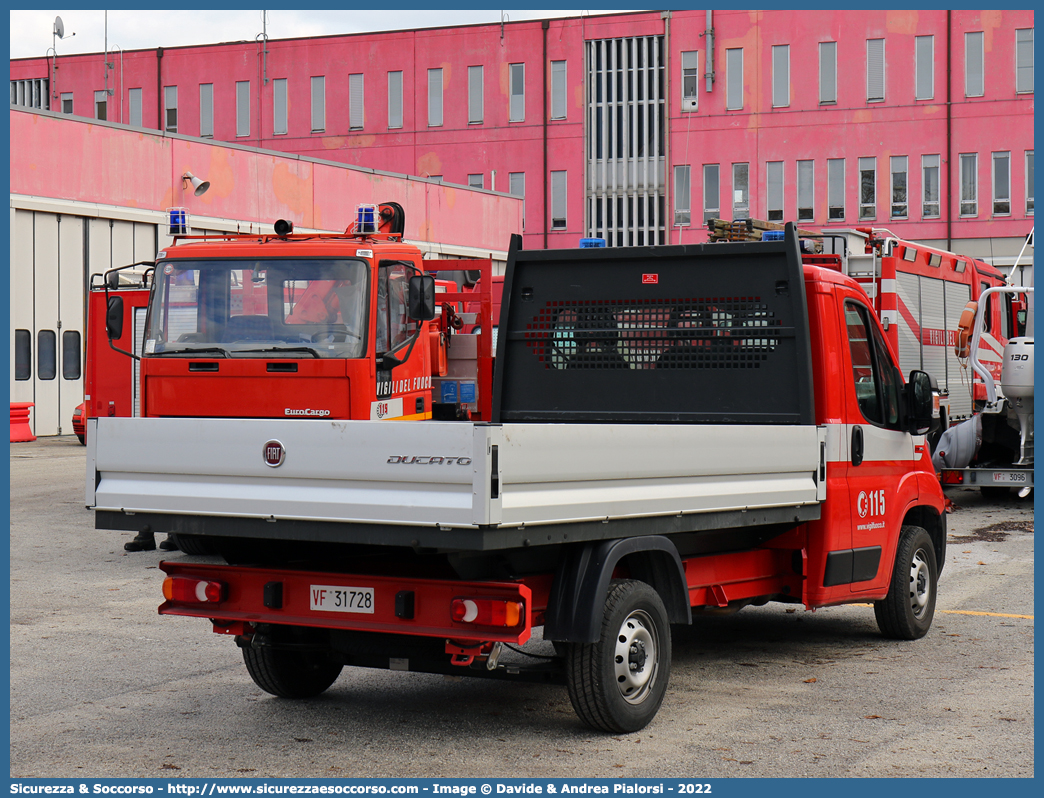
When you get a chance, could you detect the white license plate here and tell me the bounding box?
[992,471,1028,484]
[309,584,375,614]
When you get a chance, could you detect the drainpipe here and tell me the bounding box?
[542,19,550,249]
[705,10,715,92]
[946,10,952,251]
[156,47,164,131]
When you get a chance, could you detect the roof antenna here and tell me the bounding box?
[500,11,509,41]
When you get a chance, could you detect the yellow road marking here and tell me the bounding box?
[848,603,1031,619]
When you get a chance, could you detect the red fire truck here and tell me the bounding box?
[91,224,944,733]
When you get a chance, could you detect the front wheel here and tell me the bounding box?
[566,579,671,733]
[243,644,343,699]
[874,525,938,640]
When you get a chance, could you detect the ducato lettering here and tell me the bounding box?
[387,456,472,465]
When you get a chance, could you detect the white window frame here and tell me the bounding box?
[681,50,698,111]
[551,60,567,120]
[510,63,525,122]
[199,83,214,138]
[674,165,691,226]
[771,45,789,108]
[163,85,177,132]
[992,151,1011,216]
[1016,28,1033,94]
[797,160,814,222]
[726,48,744,110]
[915,35,934,100]
[732,162,749,219]
[922,154,941,219]
[859,156,877,220]
[551,170,567,230]
[348,74,363,131]
[312,76,326,133]
[509,172,526,229]
[428,68,443,127]
[866,38,886,103]
[965,31,985,98]
[467,173,484,190]
[959,153,978,217]
[128,88,141,126]
[272,79,287,136]
[766,161,784,221]
[61,91,73,115]
[703,164,720,221]
[828,158,845,220]
[1027,150,1035,215]
[890,155,908,219]
[388,71,403,129]
[468,65,484,124]
[94,90,107,121]
[236,80,250,137]
[819,42,837,104]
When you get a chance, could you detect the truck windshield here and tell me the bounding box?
[145,259,368,359]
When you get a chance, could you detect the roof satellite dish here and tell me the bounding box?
[54,16,65,39]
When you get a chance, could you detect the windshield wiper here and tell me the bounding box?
[236,346,321,358]
[152,346,231,358]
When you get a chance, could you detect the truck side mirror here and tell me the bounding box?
[106,295,125,341]
[105,270,120,290]
[904,370,934,435]
[408,274,437,321]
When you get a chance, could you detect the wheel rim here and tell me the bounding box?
[613,609,659,704]
[909,548,932,619]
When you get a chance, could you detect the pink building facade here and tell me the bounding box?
[11,9,1035,260]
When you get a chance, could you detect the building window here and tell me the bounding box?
[922,154,941,218]
[509,172,525,229]
[94,90,107,121]
[510,63,525,122]
[726,48,743,110]
[866,38,885,102]
[551,170,567,229]
[468,173,484,189]
[890,156,908,219]
[966,31,984,97]
[797,160,814,222]
[1027,151,1035,215]
[272,79,287,135]
[388,71,403,129]
[62,331,81,381]
[61,92,73,114]
[468,65,484,124]
[703,164,720,221]
[674,165,691,226]
[428,68,443,127]
[1016,29,1033,93]
[766,161,784,221]
[38,330,56,381]
[915,35,934,100]
[163,86,177,132]
[992,152,1011,215]
[551,60,567,120]
[128,88,141,126]
[771,45,789,108]
[9,78,49,110]
[681,50,698,110]
[199,83,214,137]
[312,76,326,133]
[236,80,250,137]
[819,42,837,104]
[14,330,31,381]
[732,163,749,219]
[859,157,877,220]
[348,74,363,131]
[960,153,978,216]
[828,158,845,220]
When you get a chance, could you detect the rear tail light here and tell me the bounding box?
[941,471,964,485]
[163,576,226,604]
[451,597,523,627]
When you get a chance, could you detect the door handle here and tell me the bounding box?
[851,425,864,467]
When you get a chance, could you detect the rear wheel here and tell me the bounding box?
[566,579,671,733]
[874,526,938,640]
[242,645,343,699]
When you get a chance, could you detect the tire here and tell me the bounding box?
[76,434,86,446]
[566,579,671,733]
[242,644,343,699]
[980,485,1012,500]
[874,526,938,640]
[168,533,215,555]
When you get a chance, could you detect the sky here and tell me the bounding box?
[9,9,625,59]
